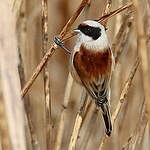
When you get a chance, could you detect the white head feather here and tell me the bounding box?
[74,20,109,51]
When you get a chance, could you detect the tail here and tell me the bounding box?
[100,103,112,136]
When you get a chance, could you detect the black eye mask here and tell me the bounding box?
[77,24,101,40]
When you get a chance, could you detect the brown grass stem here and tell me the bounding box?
[41,0,52,149]
[97,2,133,25]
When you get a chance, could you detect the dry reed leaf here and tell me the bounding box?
[0,1,26,150]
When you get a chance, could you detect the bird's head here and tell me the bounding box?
[74,20,109,50]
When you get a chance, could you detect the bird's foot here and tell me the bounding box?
[54,36,71,54]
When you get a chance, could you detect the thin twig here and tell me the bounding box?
[98,57,140,150]
[97,2,133,25]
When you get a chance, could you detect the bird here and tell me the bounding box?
[54,20,114,136]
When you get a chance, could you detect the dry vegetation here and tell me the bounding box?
[0,0,150,150]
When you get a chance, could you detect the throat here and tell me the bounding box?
[84,38,109,51]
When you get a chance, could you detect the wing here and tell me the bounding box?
[83,74,110,101]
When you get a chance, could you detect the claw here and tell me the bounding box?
[54,36,71,54]
[54,36,64,47]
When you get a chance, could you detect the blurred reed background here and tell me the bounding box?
[0,0,150,150]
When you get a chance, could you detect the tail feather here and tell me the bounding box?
[101,103,112,136]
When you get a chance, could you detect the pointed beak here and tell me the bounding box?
[73,29,80,34]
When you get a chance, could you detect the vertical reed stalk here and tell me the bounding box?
[134,0,150,121]
[0,1,26,150]
[41,0,52,149]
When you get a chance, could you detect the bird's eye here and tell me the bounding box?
[86,27,91,33]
